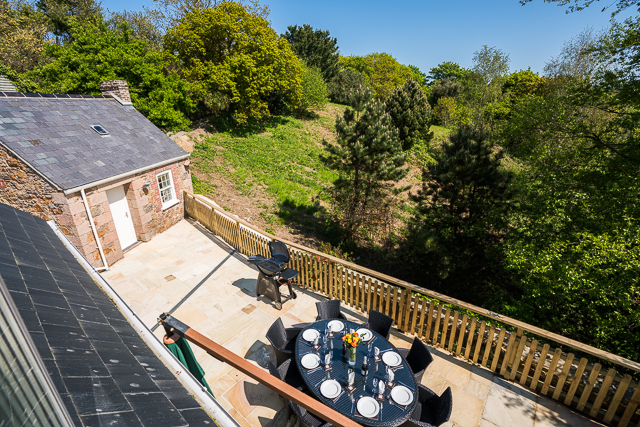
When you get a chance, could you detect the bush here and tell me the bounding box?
[327,70,369,105]
[299,63,328,112]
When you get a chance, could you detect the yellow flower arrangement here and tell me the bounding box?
[342,332,361,348]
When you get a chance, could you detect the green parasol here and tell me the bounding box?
[165,335,214,396]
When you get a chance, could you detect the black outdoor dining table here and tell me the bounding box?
[295,319,417,427]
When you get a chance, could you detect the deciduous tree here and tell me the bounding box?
[164,1,302,123]
[29,19,195,130]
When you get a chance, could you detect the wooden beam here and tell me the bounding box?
[158,313,362,427]
[187,192,640,373]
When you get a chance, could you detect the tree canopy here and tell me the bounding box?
[283,24,340,82]
[28,19,195,130]
[339,52,415,99]
[164,1,302,123]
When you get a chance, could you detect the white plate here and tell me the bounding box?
[391,385,414,406]
[355,328,373,342]
[301,353,320,369]
[302,329,320,342]
[327,320,345,332]
[382,351,402,367]
[357,396,380,418]
[320,379,341,399]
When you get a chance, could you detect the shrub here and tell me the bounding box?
[327,70,369,105]
[299,63,328,112]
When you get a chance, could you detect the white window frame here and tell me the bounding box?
[156,170,179,210]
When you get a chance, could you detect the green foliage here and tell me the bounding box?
[28,19,195,130]
[410,126,514,303]
[36,0,102,42]
[461,45,511,126]
[519,0,638,17]
[0,62,37,92]
[407,64,428,87]
[433,96,471,127]
[429,77,461,106]
[321,87,408,240]
[339,53,414,99]
[106,10,163,49]
[427,61,469,85]
[164,2,302,124]
[299,62,328,112]
[283,24,340,82]
[327,70,369,105]
[0,0,48,72]
[502,69,545,97]
[385,78,433,151]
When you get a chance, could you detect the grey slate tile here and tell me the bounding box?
[0,97,187,190]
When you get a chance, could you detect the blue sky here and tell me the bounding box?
[103,0,631,75]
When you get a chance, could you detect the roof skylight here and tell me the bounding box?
[91,125,109,136]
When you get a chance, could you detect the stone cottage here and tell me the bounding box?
[0,81,193,269]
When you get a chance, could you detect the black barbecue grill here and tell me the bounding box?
[248,240,299,310]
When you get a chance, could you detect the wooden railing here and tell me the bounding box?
[184,191,640,427]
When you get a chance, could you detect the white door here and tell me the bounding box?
[106,185,138,249]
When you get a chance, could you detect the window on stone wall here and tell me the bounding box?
[156,171,178,210]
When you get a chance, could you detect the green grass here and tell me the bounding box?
[191,115,338,231]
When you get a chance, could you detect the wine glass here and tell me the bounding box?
[372,378,379,395]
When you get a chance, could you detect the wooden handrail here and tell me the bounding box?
[157,313,362,427]
[188,192,640,374]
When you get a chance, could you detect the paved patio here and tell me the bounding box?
[101,219,606,427]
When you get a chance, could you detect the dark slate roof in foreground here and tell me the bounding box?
[0,202,213,426]
[0,93,188,191]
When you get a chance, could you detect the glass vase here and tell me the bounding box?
[348,345,357,367]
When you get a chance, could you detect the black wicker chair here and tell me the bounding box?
[268,360,333,427]
[266,318,304,367]
[363,309,394,340]
[400,385,452,427]
[398,337,434,385]
[315,299,347,321]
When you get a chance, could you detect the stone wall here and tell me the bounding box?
[1,143,193,268]
[0,145,75,235]
[79,159,193,267]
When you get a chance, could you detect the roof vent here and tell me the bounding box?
[91,125,109,136]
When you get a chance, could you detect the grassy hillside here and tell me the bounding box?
[190,104,452,245]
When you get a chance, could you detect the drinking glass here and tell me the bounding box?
[372,378,379,394]
[367,341,373,356]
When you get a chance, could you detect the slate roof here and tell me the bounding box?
[0,93,188,191]
[0,76,17,92]
[0,202,214,426]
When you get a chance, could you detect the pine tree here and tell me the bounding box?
[410,125,513,300]
[321,86,408,240]
[385,78,433,151]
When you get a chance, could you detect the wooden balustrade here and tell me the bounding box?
[184,191,640,427]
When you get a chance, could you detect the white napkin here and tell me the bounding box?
[389,369,395,382]
[378,381,385,395]
[325,353,331,365]
[313,336,319,346]
[374,347,380,356]
[348,371,355,385]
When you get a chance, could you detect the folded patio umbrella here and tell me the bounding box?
[165,336,214,396]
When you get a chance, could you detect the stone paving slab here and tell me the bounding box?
[101,219,606,427]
